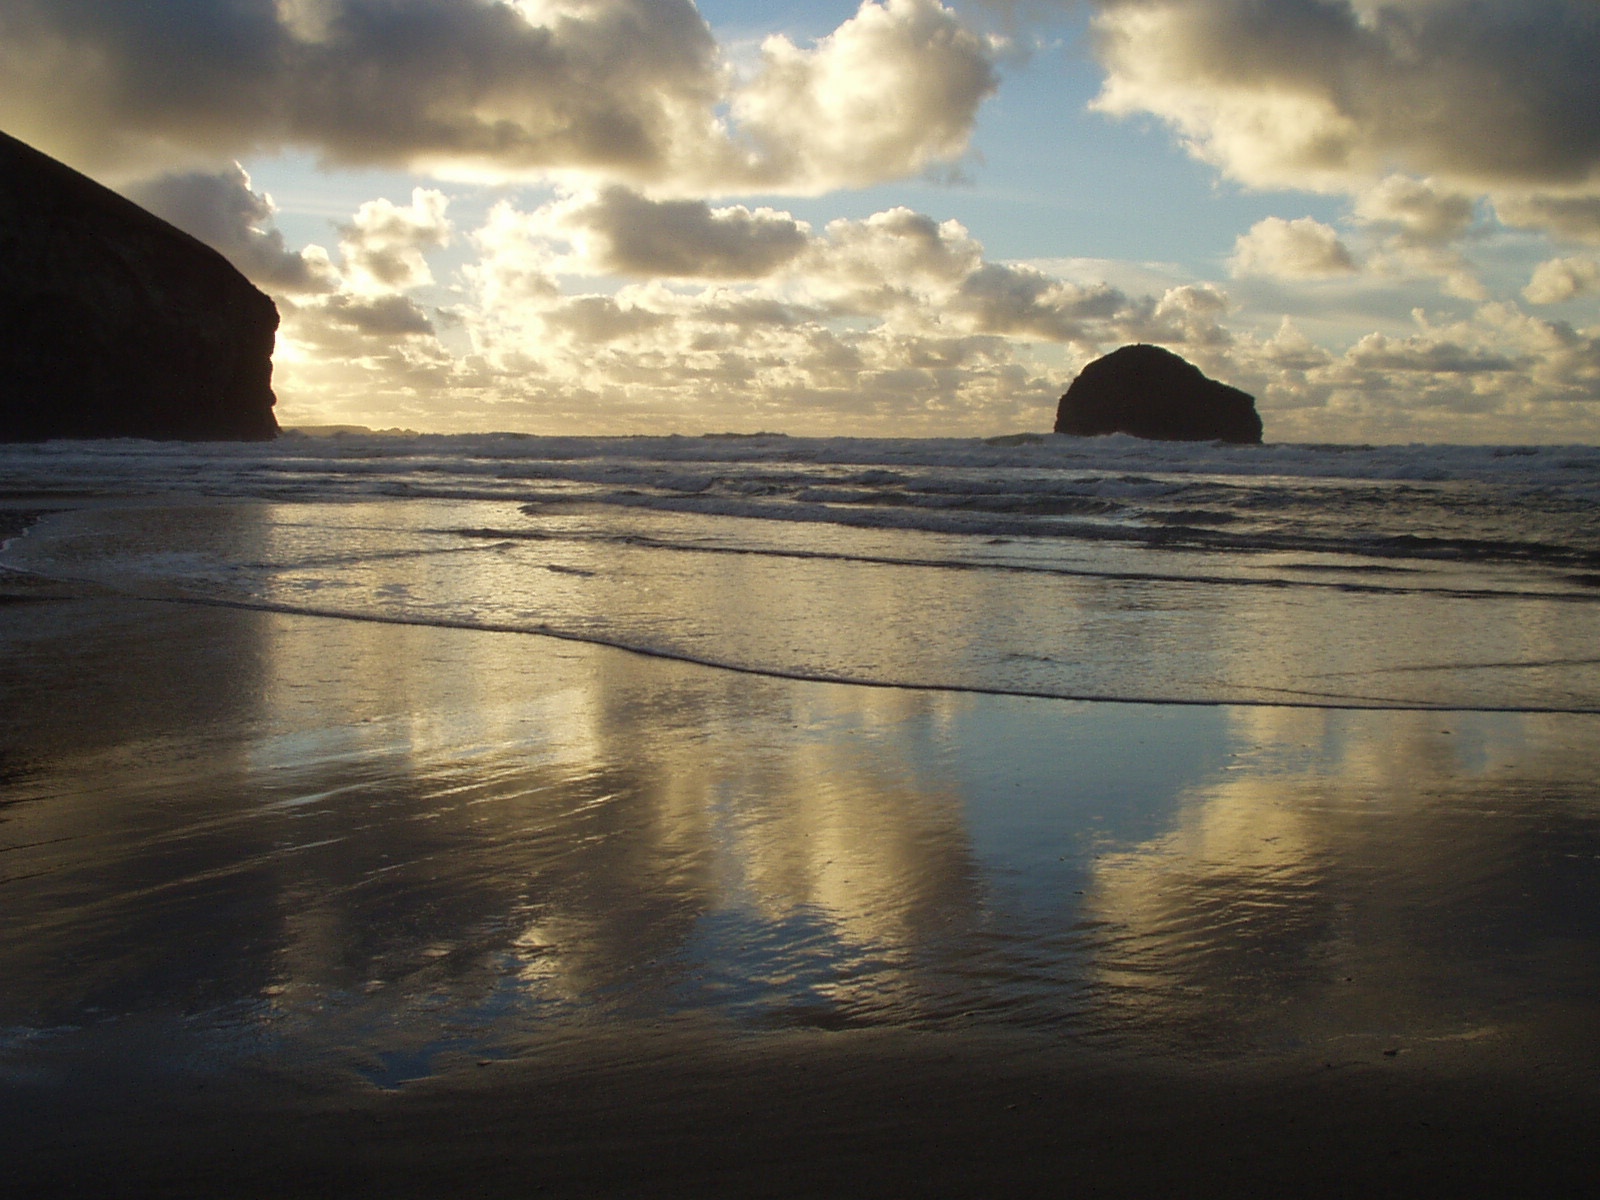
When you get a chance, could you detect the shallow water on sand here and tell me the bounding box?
[7,496,1600,711]
[3,590,1598,1086]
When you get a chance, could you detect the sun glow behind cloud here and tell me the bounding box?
[1,0,1597,441]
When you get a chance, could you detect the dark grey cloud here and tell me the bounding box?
[0,0,717,175]
[123,165,338,294]
[1090,1,1600,215]
[558,187,811,279]
[1496,195,1600,245]
[541,296,672,344]
[0,0,996,193]
[955,263,1127,340]
[320,292,437,337]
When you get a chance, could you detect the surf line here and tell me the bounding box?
[450,527,1600,605]
[143,590,1600,717]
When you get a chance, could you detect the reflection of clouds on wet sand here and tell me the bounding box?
[0,598,986,1050]
[5,573,1600,1080]
[1082,707,1600,1058]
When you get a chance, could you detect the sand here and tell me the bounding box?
[4,562,1600,1196]
[9,1022,1600,1197]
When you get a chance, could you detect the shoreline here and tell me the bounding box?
[5,497,1600,1197]
[5,493,1596,715]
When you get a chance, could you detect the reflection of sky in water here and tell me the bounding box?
[4,592,1600,1088]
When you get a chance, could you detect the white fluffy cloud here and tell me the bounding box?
[0,0,996,196]
[1231,217,1356,278]
[1524,257,1600,305]
[730,0,1000,191]
[339,190,453,294]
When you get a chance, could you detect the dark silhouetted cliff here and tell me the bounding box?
[0,131,278,442]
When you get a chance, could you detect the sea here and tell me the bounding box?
[5,432,1600,1083]
[3,430,1598,711]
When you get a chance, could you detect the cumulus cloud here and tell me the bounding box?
[431,193,1168,433]
[339,189,453,294]
[1206,303,1600,443]
[953,263,1126,342]
[316,292,438,338]
[1231,217,1356,278]
[1126,283,1235,347]
[122,165,337,294]
[1495,195,1600,245]
[1259,318,1334,372]
[1089,0,1600,239]
[789,209,1147,345]
[539,295,672,345]
[1354,176,1477,245]
[1345,331,1516,375]
[468,202,563,311]
[730,0,1000,191]
[810,208,985,301]
[0,0,719,176]
[1524,257,1600,305]
[0,0,997,195]
[550,187,811,278]
[275,173,1600,441]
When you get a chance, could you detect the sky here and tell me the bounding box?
[2,0,1598,443]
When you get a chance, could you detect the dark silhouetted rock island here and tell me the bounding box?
[1054,344,1261,444]
[0,131,278,441]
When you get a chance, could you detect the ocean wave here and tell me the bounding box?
[2,432,1596,572]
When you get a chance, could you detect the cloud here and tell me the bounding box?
[415,195,1108,432]
[0,0,719,175]
[809,208,986,304]
[317,292,438,338]
[952,263,1126,342]
[1345,331,1516,375]
[0,0,997,195]
[1210,303,1600,443]
[339,189,453,294]
[539,295,673,345]
[730,0,1000,191]
[551,186,811,279]
[1126,283,1235,347]
[468,202,563,312]
[1089,0,1600,238]
[1231,217,1356,278]
[122,165,338,294]
[794,209,1142,344]
[1353,176,1477,245]
[1495,195,1600,245]
[1524,257,1600,305]
[1259,318,1334,373]
[225,171,1600,444]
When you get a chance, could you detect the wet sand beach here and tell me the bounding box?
[4,576,1600,1196]
[9,1019,1600,1198]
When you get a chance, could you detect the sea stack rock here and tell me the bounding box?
[0,130,278,441]
[1054,344,1262,444]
